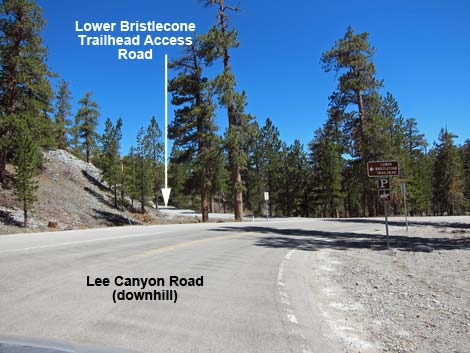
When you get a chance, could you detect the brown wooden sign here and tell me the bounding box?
[367,161,399,177]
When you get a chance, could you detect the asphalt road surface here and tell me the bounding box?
[0,218,393,353]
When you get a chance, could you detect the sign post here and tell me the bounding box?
[378,177,391,248]
[401,182,409,233]
[384,201,390,248]
[264,192,269,221]
[368,161,400,249]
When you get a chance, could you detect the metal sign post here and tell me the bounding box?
[264,192,269,221]
[401,183,409,233]
[368,160,401,249]
[384,201,390,248]
[378,177,391,248]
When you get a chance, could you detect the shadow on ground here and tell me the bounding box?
[81,170,109,192]
[92,209,138,226]
[83,186,116,209]
[325,218,470,230]
[210,226,470,252]
[0,210,22,227]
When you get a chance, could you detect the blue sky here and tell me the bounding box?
[38,0,469,153]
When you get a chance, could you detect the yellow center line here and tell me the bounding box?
[139,232,257,257]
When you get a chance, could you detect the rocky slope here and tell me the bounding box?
[0,149,180,234]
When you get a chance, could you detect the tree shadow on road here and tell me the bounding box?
[324,218,470,230]
[210,226,470,252]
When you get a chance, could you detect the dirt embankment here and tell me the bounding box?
[311,219,470,353]
[0,149,196,235]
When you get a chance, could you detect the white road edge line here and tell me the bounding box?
[0,231,171,254]
[277,246,314,353]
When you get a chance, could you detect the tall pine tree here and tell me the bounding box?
[99,117,122,208]
[74,92,99,163]
[432,129,464,215]
[12,116,40,227]
[321,27,382,215]
[134,128,153,213]
[460,140,470,212]
[309,127,344,217]
[143,116,163,208]
[0,0,54,182]
[200,0,251,221]
[54,79,72,150]
[169,40,222,222]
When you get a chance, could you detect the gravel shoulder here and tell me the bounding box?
[309,217,470,353]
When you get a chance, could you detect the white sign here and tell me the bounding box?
[264,192,269,201]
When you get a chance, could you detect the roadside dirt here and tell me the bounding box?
[310,219,470,353]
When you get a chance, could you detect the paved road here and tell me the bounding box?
[0,218,412,352]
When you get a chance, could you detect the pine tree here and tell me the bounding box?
[460,140,470,212]
[260,118,283,216]
[37,107,56,148]
[244,121,264,214]
[432,129,464,215]
[12,116,40,227]
[0,0,54,182]
[123,146,138,209]
[169,40,223,222]
[199,0,252,221]
[143,116,163,208]
[99,117,122,208]
[321,27,382,149]
[134,128,153,213]
[279,140,309,216]
[362,92,404,215]
[402,118,430,215]
[74,92,99,163]
[168,144,194,208]
[54,79,72,150]
[309,128,344,217]
[321,27,382,215]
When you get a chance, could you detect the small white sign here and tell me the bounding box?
[264,192,269,201]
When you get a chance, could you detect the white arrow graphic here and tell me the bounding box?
[161,54,171,207]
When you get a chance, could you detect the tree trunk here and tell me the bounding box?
[114,186,118,208]
[255,161,262,214]
[201,190,209,222]
[233,164,243,221]
[154,193,159,208]
[220,10,243,222]
[0,150,6,184]
[356,90,370,217]
[23,203,28,228]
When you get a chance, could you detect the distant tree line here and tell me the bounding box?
[167,4,470,219]
[1,0,469,227]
